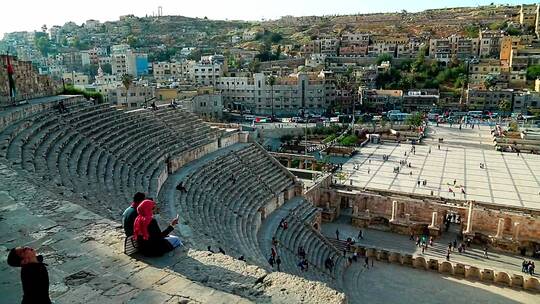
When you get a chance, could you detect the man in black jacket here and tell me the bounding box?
[7,246,51,304]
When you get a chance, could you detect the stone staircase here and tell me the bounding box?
[271,199,347,291]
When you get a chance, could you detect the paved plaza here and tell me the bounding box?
[322,219,540,303]
[340,124,540,209]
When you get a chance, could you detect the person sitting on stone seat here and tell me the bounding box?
[133,199,182,257]
[175,182,187,193]
[7,246,51,304]
[122,192,146,237]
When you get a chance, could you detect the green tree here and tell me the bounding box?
[376,53,393,65]
[526,65,540,80]
[101,63,112,74]
[406,112,424,127]
[484,75,497,89]
[464,25,480,38]
[498,99,511,115]
[121,74,134,105]
[248,59,261,73]
[339,134,358,146]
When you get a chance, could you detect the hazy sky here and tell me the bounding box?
[1,0,538,37]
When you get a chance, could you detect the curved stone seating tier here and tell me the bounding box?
[0,101,218,220]
[232,145,295,194]
[175,144,293,266]
[272,201,343,289]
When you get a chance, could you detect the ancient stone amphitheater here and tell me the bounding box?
[0,96,348,303]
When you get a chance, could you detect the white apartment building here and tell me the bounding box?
[429,36,479,62]
[479,30,503,58]
[178,94,224,120]
[216,73,328,116]
[108,84,155,108]
[189,63,222,86]
[152,60,195,81]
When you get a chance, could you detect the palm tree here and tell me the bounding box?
[121,74,134,105]
[267,75,276,118]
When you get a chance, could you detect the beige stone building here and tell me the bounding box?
[216,72,328,116]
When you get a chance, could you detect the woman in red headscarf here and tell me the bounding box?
[133,199,182,256]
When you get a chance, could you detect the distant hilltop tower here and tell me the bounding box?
[158,6,163,17]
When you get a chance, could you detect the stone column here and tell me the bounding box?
[299,160,304,169]
[311,161,316,171]
[496,218,505,238]
[390,200,397,222]
[512,222,521,241]
[429,211,438,228]
[465,201,474,234]
[287,159,292,168]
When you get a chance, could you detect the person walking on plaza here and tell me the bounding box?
[276,256,282,271]
[483,246,489,259]
[358,229,364,240]
[446,248,451,261]
[7,246,51,304]
[364,256,369,269]
[336,229,340,240]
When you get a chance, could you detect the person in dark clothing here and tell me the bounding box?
[276,256,282,271]
[133,199,182,257]
[7,246,51,304]
[268,255,275,268]
[176,182,187,193]
[122,192,146,237]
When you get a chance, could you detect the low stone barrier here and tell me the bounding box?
[481,269,494,282]
[439,261,453,274]
[524,277,540,291]
[377,250,389,261]
[494,272,511,286]
[511,274,524,288]
[347,246,538,293]
[413,257,427,270]
[428,259,439,271]
[454,263,465,276]
[465,266,481,280]
[366,248,377,258]
[388,252,401,263]
[402,254,413,266]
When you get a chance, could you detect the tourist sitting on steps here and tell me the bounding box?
[133,199,182,257]
[122,192,146,237]
[7,246,51,304]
